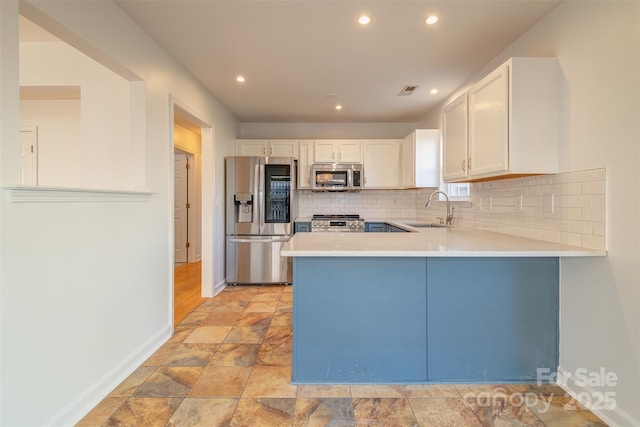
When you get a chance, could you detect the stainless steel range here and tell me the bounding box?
[311,214,365,232]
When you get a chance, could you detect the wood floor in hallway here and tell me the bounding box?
[174,260,206,325]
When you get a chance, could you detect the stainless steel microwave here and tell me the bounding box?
[311,163,363,192]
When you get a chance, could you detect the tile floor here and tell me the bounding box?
[78,285,608,426]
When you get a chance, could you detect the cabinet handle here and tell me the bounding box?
[468,158,471,170]
[270,147,273,155]
[462,159,465,172]
[263,147,266,156]
[332,152,335,159]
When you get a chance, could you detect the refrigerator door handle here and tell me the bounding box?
[258,162,265,229]
[228,237,290,244]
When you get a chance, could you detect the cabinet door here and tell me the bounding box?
[442,96,469,182]
[468,63,509,177]
[402,130,440,188]
[402,133,415,188]
[237,140,267,156]
[269,141,298,158]
[338,141,362,163]
[363,140,402,188]
[314,141,336,162]
[414,129,440,187]
[298,141,313,189]
[427,257,558,381]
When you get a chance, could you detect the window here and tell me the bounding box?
[444,182,470,199]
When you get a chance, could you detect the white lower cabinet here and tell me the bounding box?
[363,140,403,188]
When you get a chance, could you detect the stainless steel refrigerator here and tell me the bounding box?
[225,156,295,285]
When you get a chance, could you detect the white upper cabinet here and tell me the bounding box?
[442,95,470,182]
[402,129,440,188]
[236,140,299,158]
[297,141,314,189]
[363,140,403,188]
[469,64,510,177]
[314,140,361,163]
[443,57,559,182]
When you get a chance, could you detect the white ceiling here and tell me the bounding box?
[33,1,563,123]
[114,0,561,123]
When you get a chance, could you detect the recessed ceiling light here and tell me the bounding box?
[236,76,245,83]
[335,104,343,110]
[425,15,439,25]
[430,88,439,95]
[358,15,370,25]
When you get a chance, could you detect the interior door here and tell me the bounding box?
[174,151,189,263]
[19,127,38,185]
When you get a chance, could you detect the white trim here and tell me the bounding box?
[556,366,640,427]
[169,95,217,303]
[46,324,172,427]
[211,279,227,298]
[5,186,153,203]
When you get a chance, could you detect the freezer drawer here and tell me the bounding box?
[226,235,292,285]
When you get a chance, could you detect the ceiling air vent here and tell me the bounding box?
[398,85,419,96]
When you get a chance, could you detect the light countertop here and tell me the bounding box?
[281,228,605,257]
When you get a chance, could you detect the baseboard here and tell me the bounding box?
[556,366,640,427]
[213,279,227,296]
[46,323,173,426]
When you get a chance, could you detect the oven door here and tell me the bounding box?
[226,235,292,284]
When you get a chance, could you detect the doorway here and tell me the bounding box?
[173,107,205,324]
[174,149,191,264]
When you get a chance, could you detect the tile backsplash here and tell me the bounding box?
[297,189,419,219]
[417,168,606,251]
[297,168,606,251]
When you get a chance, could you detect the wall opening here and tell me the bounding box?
[18,14,146,191]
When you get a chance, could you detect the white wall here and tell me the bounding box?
[20,41,133,189]
[421,2,639,425]
[0,1,238,426]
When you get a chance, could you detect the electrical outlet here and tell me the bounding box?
[482,196,492,211]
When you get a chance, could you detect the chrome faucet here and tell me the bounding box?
[426,190,453,225]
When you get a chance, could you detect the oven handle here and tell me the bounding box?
[228,237,290,244]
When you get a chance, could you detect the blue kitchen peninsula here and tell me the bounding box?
[281,230,604,384]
